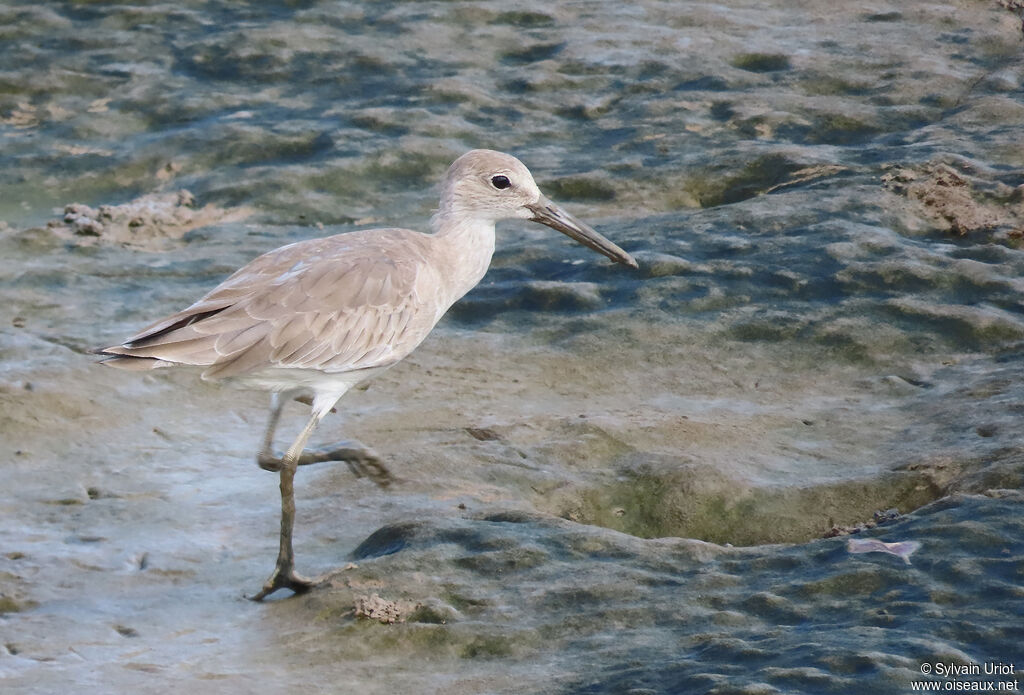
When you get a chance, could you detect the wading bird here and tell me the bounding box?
[96,149,637,600]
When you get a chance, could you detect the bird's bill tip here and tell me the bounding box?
[527,199,637,269]
[618,251,640,270]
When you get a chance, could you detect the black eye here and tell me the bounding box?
[491,175,511,190]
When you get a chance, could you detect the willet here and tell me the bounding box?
[96,149,637,600]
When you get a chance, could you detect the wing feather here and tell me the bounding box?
[214,321,268,355]
[96,229,448,381]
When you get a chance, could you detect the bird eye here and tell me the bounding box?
[490,175,511,190]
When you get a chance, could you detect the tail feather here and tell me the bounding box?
[96,354,172,371]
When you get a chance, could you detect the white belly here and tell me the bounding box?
[220,365,391,418]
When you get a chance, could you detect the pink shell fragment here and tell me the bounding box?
[846,538,922,564]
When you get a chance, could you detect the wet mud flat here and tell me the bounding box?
[2,306,1023,694]
[2,0,1024,692]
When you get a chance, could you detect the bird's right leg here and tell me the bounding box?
[256,393,393,487]
[255,392,288,470]
[249,410,321,601]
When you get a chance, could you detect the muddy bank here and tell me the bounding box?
[2,313,1023,693]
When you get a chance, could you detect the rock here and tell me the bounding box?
[882,159,1024,239]
[31,191,251,250]
[353,593,420,624]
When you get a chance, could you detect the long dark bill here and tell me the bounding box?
[527,197,638,269]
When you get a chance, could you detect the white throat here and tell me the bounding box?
[430,211,498,306]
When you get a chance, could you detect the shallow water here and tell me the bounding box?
[1,1,1023,693]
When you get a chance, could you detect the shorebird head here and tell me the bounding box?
[438,149,638,269]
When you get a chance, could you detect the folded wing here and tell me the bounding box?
[97,231,444,380]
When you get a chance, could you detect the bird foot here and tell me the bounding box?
[248,566,317,602]
[257,441,393,488]
[337,446,393,488]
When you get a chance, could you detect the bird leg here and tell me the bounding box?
[255,394,393,488]
[256,392,288,464]
[249,410,322,602]
[260,444,392,487]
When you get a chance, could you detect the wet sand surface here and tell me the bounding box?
[2,1,1024,692]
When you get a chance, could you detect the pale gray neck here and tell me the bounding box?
[429,211,497,306]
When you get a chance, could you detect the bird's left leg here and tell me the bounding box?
[257,394,392,488]
[249,410,322,601]
[298,442,393,488]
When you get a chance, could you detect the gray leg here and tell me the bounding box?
[256,392,287,464]
[256,395,392,488]
[250,411,321,601]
